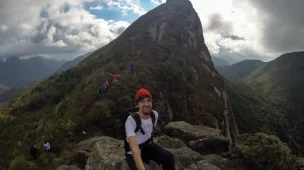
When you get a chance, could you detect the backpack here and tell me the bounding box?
[120,107,156,152]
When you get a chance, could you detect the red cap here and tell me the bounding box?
[135,88,152,102]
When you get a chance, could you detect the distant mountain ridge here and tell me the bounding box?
[0,56,65,87]
[212,56,230,68]
[57,52,92,72]
[217,59,264,80]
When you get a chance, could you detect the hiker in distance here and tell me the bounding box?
[43,141,51,152]
[29,142,39,160]
[130,61,135,74]
[108,72,120,83]
[123,88,175,170]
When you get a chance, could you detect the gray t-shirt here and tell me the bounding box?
[125,110,158,154]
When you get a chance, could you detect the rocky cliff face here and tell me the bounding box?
[98,0,239,142]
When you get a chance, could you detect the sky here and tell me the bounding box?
[0,0,303,62]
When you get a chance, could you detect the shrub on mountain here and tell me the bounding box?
[233,133,293,169]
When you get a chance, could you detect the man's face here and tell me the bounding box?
[138,97,152,116]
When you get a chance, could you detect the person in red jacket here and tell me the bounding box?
[105,80,110,89]
[108,73,121,83]
[104,80,110,94]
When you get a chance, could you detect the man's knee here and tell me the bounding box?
[166,151,174,163]
[160,148,174,163]
[162,150,175,170]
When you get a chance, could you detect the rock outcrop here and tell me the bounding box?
[165,121,230,154]
[55,164,81,170]
[202,154,237,169]
[186,160,221,170]
[72,136,111,168]
[84,136,206,170]
[60,122,240,170]
[57,123,304,170]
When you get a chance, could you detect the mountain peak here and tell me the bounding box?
[166,0,192,5]
[0,1,239,168]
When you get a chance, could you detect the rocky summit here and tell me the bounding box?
[59,122,304,170]
[64,122,237,170]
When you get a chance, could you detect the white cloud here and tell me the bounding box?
[151,0,161,5]
[46,40,68,47]
[187,0,280,61]
[104,0,146,16]
[2,0,301,61]
[90,5,103,10]
[0,0,130,59]
[152,0,282,61]
[0,25,9,31]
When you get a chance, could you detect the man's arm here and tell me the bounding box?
[127,136,145,170]
[125,117,145,170]
[108,72,113,76]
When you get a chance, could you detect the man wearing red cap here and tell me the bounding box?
[124,88,175,170]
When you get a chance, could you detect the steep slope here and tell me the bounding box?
[0,56,65,87]
[225,80,293,144]
[0,0,238,169]
[0,81,37,102]
[216,55,241,65]
[212,56,230,68]
[243,51,304,155]
[217,59,264,80]
[57,52,92,72]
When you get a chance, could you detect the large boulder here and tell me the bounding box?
[154,136,204,169]
[164,121,230,154]
[72,136,108,168]
[55,164,81,170]
[186,160,221,170]
[84,135,213,170]
[75,136,106,152]
[202,154,237,169]
[165,121,223,141]
[84,136,133,170]
[188,136,230,155]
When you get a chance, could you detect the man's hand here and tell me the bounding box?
[128,136,145,170]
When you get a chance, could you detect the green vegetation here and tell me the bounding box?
[0,53,196,169]
[0,81,36,102]
[241,52,304,155]
[233,133,294,170]
[226,80,288,138]
[217,59,264,81]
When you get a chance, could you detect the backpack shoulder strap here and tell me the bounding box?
[130,112,145,135]
[150,111,156,127]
